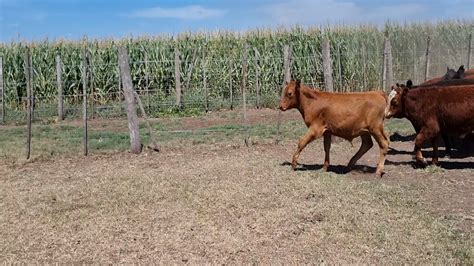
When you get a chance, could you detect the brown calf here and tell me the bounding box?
[385,82,474,166]
[279,80,389,177]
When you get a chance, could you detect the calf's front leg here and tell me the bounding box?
[292,127,324,170]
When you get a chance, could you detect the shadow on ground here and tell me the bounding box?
[280,161,377,174]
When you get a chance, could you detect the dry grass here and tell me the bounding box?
[0,109,472,263]
[0,140,472,263]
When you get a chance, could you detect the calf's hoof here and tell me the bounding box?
[375,170,384,178]
[415,158,428,168]
[291,162,298,171]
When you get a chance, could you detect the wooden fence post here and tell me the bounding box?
[203,59,209,113]
[174,46,183,109]
[55,54,64,121]
[242,44,249,146]
[24,48,33,159]
[383,37,393,91]
[321,39,334,92]
[0,56,4,124]
[118,46,142,154]
[468,33,472,69]
[337,43,343,92]
[144,52,150,112]
[381,39,387,90]
[424,36,431,81]
[81,47,88,156]
[87,49,95,119]
[413,42,417,84]
[254,47,260,109]
[362,44,367,89]
[229,78,233,110]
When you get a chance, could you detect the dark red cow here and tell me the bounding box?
[280,80,389,177]
[385,81,474,166]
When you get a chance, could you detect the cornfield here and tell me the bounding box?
[0,20,472,119]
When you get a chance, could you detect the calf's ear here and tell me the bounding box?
[295,79,301,89]
[406,80,413,89]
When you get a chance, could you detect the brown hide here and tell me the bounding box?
[280,80,389,177]
[386,84,474,165]
[421,68,474,86]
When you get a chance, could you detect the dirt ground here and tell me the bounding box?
[0,109,473,263]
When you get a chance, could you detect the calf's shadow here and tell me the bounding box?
[281,161,377,174]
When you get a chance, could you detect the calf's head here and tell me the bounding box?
[385,81,411,119]
[279,80,301,111]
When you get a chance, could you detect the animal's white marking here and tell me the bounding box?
[384,90,398,117]
[388,90,397,102]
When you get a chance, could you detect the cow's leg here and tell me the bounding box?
[414,126,439,167]
[323,132,331,171]
[441,134,451,157]
[371,127,390,177]
[431,138,439,165]
[347,133,373,170]
[292,127,324,170]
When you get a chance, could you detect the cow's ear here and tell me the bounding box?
[284,80,289,86]
[295,79,301,89]
[406,80,413,89]
[458,65,465,74]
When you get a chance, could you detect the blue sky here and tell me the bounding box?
[0,0,473,42]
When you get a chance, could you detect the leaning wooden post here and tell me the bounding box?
[55,54,64,121]
[174,46,183,110]
[81,47,88,156]
[242,44,249,146]
[468,33,472,69]
[0,56,4,124]
[118,46,142,154]
[321,39,334,92]
[133,91,160,152]
[424,36,431,81]
[24,48,33,159]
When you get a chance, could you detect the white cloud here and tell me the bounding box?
[129,5,226,20]
[260,0,428,26]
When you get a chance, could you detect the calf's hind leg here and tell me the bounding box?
[347,133,373,170]
[371,127,389,177]
[323,132,331,171]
